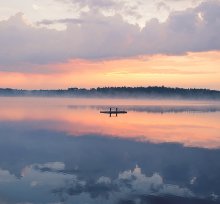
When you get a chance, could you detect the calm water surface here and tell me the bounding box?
[0,97,220,204]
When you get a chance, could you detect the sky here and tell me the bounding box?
[0,0,220,89]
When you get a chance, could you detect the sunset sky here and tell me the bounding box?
[0,0,220,90]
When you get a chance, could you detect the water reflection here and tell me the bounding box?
[0,131,220,203]
[0,97,220,148]
[0,97,220,203]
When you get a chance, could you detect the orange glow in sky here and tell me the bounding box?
[0,51,220,90]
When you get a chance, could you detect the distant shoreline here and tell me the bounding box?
[1,86,220,100]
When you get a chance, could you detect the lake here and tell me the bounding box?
[0,97,220,204]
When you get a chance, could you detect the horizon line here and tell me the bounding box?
[0,86,220,92]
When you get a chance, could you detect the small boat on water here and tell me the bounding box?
[100,108,127,116]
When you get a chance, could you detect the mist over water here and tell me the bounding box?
[0,97,220,203]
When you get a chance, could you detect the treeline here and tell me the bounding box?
[0,86,220,99]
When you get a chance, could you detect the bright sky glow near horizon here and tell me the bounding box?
[0,0,220,90]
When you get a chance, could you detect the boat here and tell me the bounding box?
[100,108,127,116]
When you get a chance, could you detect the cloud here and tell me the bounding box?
[32,4,41,11]
[97,176,111,184]
[60,0,123,10]
[190,176,197,185]
[56,0,204,28]
[117,165,193,197]
[34,162,65,171]
[0,165,194,204]
[52,165,195,203]
[38,18,83,25]
[0,168,16,183]
[157,2,171,12]
[0,0,220,72]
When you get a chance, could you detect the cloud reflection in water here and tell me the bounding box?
[0,98,220,203]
